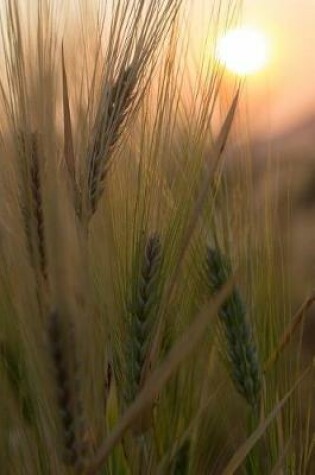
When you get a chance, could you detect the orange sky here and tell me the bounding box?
[240,0,315,136]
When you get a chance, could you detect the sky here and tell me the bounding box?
[239,0,315,136]
[1,0,314,139]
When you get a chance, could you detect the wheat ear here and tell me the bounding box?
[19,131,48,283]
[30,133,47,282]
[48,310,84,470]
[88,65,136,216]
[126,233,162,406]
[206,247,261,410]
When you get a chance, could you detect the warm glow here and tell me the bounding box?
[216,27,269,76]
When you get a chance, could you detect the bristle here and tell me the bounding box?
[206,247,261,410]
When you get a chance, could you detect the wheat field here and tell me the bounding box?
[0,1,313,474]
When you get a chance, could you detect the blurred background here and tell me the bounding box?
[222,0,315,358]
[243,0,315,137]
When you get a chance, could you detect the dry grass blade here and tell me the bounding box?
[184,88,240,249]
[62,45,83,220]
[86,276,236,475]
[264,292,315,372]
[214,88,240,158]
[221,366,312,475]
[62,45,76,186]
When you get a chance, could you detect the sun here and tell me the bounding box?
[216,27,269,76]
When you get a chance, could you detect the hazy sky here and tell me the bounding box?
[241,0,315,136]
[1,0,313,137]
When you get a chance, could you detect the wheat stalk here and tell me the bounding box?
[264,292,315,372]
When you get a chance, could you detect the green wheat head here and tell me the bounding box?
[206,246,261,410]
[125,233,163,406]
[88,65,137,215]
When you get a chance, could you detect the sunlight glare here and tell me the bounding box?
[216,27,269,76]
